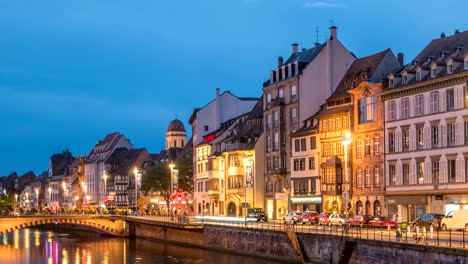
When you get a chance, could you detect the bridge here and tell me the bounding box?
[0,215,128,236]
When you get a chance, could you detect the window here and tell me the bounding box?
[266,157,271,170]
[465,59,468,70]
[373,137,380,155]
[431,125,439,147]
[358,96,377,124]
[279,89,284,98]
[389,132,395,152]
[416,70,422,81]
[291,85,297,101]
[402,127,410,151]
[267,114,272,129]
[356,139,362,157]
[291,107,297,125]
[294,139,300,152]
[309,157,315,170]
[401,98,409,119]
[415,95,424,116]
[273,111,279,128]
[356,169,363,187]
[432,161,439,184]
[310,136,316,149]
[417,125,424,150]
[389,165,396,186]
[266,135,272,151]
[336,118,341,129]
[300,158,305,171]
[274,132,279,150]
[430,92,439,113]
[447,63,453,74]
[204,125,209,131]
[388,101,396,121]
[417,161,424,184]
[431,67,437,78]
[389,78,394,88]
[293,159,300,171]
[448,160,456,182]
[365,168,371,187]
[267,93,272,104]
[448,123,456,146]
[447,89,455,111]
[300,138,306,151]
[374,167,380,187]
[365,138,371,156]
[403,164,410,185]
[402,75,408,85]
[465,121,468,144]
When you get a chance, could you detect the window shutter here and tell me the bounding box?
[440,90,446,112]
[456,158,463,182]
[409,159,416,184]
[385,131,389,153]
[441,124,447,147]
[409,127,416,151]
[395,160,402,185]
[440,157,447,183]
[455,122,462,145]
[456,86,464,109]
[424,126,431,149]
[395,131,401,152]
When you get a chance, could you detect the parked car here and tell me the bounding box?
[318,212,331,225]
[283,211,302,224]
[441,210,468,231]
[328,213,346,226]
[349,215,373,227]
[369,216,397,228]
[412,213,445,230]
[246,208,268,222]
[301,211,319,225]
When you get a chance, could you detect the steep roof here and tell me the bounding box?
[105,148,149,174]
[329,49,394,100]
[50,149,74,176]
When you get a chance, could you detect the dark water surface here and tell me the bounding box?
[0,228,287,264]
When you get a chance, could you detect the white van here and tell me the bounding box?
[441,210,468,231]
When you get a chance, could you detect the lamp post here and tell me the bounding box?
[14,194,18,212]
[341,132,352,229]
[133,167,140,214]
[103,171,108,210]
[48,187,52,212]
[35,188,39,210]
[243,157,248,225]
[169,163,175,219]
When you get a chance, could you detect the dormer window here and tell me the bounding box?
[447,63,453,74]
[267,93,272,104]
[279,88,284,99]
[416,69,422,81]
[427,56,434,63]
[282,66,287,80]
[402,75,408,85]
[431,65,437,78]
[388,75,394,88]
[288,64,292,77]
[465,58,468,70]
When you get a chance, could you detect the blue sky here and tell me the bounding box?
[1,0,467,176]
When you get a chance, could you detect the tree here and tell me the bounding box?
[141,163,172,211]
[175,150,193,194]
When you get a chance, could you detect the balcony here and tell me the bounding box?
[208,189,220,200]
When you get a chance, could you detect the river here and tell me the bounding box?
[0,228,287,264]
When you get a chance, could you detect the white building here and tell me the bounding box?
[381,30,468,222]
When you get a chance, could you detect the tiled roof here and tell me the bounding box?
[50,149,74,176]
[386,30,468,90]
[329,49,397,100]
[106,148,150,174]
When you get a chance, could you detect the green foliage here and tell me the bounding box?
[175,151,193,193]
[141,162,172,205]
[0,194,14,210]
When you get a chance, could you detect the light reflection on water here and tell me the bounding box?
[0,228,286,264]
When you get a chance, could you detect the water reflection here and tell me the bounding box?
[0,228,286,264]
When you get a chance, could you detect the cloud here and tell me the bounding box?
[304,1,347,8]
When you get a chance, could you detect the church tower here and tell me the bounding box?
[166,118,187,150]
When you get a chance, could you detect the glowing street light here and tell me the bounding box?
[341,132,352,229]
[169,163,175,219]
[48,187,52,210]
[35,188,39,210]
[133,167,141,214]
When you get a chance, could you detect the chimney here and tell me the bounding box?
[397,52,404,66]
[441,32,446,38]
[302,48,306,51]
[278,56,283,67]
[455,29,460,34]
[329,26,337,40]
[291,43,299,54]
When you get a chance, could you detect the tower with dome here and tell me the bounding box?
[166,118,187,150]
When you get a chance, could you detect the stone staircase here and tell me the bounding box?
[286,231,305,263]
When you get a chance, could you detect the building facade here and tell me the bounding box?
[382,31,468,222]
[263,27,355,219]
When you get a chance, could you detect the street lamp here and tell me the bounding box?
[133,167,141,214]
[243,157,248,225]
[103,171,108,208]
[14,194,18,211]
[341,132,352,228]
[169,163,175,219]
[35,188,39,210]
[48,187,52,211]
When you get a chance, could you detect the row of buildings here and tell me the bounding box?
[191,27,468,223]
[1,121,191,214]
